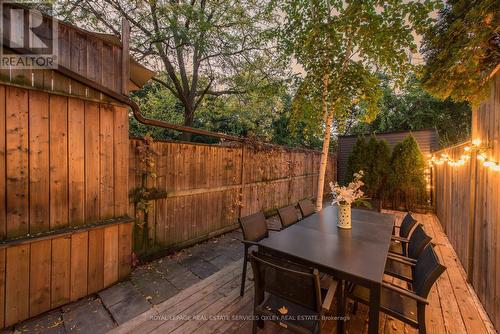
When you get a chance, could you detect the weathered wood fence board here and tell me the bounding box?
[129,140,336,255]
[434,142,471,270]
[0,83,133,328]
[433,70,500,331]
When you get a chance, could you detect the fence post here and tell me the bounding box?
[467,148,477,283]
[238,143,246,219]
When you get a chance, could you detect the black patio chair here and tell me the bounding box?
[249,250,338,334]
[385,224,432,282]
[277,205,300,229]
[348,245,446,334]
[390,212,418,255]
[238,212,281,296]
[298,199,315,218]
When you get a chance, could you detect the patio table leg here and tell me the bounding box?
[368,285,381,334]
[336,279,345,334]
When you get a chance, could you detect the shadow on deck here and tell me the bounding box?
[108,212,496,334]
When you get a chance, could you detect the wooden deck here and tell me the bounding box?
[109,212,496,334]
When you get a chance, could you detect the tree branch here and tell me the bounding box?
[152,77,180,99]
[193,78,214,111]
[196,89,245,96]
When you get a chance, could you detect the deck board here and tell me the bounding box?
[110,212,495,334]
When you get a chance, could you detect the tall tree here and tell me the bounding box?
[348,75,472,147]
[53,0,280,139]
[421,0,499,105]
[278,0,439,211]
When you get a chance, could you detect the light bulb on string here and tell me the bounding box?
[483,161,495,167]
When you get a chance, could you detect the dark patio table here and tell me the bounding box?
[258,205,395,334]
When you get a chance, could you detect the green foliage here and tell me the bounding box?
[271,94,324,149]
[421,0,499,105]
[129,80,184,140]
[130,73,322,148]
[364,137,391,199]
[345,136,391,199]
[51,0,284,130]
[345,137,368,184]
[278,0,441,137]
[349,75,472,147]
[388,135,427,209]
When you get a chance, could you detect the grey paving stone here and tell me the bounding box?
[208,253,236,269]
[14,310,66,334]
[98,281,137,308]
[225,230,243,239]
[194,245,220,261]
[131,269,179,304]
[149,258,201,290]
[63,297,114,334]
[170,249,195,262]
[107,292,151,325]
[201,243,231,260]
[166,268,200,290]
[152,258,183,276]
[226,243,245,260]
[178,255,219,279]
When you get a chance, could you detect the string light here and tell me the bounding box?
[428,139,500,172]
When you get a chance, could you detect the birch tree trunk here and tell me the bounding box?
[315,112,334,211]
[315,73,332,211]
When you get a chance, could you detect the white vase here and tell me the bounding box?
[338,204,352,229]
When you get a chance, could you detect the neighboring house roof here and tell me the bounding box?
[0,3,155,98]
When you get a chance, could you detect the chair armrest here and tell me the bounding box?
[391,235,409,243]
[268,227,282,232]
[321,279,338,312]
[387,253,417,265]
[240,240,260,246]
[381,282,429,305]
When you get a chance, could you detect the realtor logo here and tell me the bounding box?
[0,1,58,69]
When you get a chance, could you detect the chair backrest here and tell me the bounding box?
[239,212,269,242]
[407,224,432,259]
[249,251,322,312]
[413,245,446,298]
[400,212,417,238]
[298,199,315,218]
[277,205,299,229]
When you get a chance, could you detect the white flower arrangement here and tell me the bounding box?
[329,170,371,207]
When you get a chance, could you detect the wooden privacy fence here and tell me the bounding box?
[433,142,471,272]
[128,139,336,256]
[0,84,133,328]
[433,69,500,330]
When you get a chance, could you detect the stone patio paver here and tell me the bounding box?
[62,297,115,334]
[11,310,66,334]
[131,267,180,304]
[98,282,151,325]
[208,253,236,269]
[178,255,220,279]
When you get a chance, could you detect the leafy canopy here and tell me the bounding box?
[421,0,499,105]
[130,70,289,143]
[348,74,472,147]
[51,0,284,130]
[278,0,440,135]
